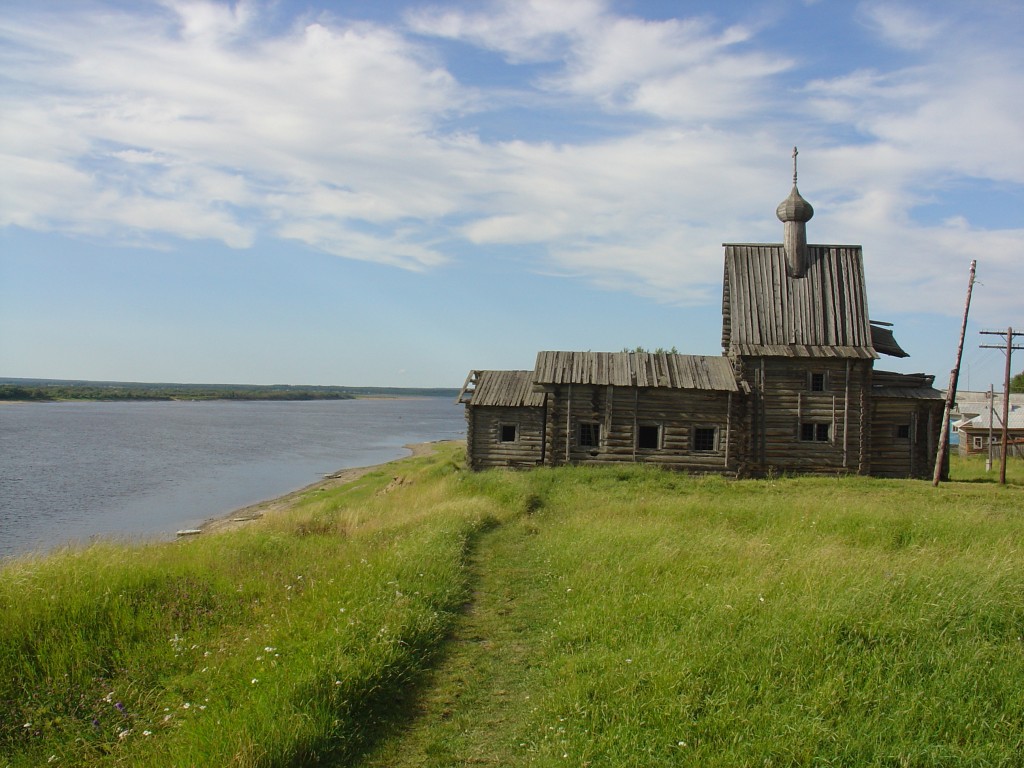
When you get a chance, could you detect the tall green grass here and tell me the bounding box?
[498,469,1024,765]
[3,447,1023,766]
[1,446,499,766]
[362,458,1024,767]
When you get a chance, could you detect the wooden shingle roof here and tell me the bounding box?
[870,323,909,358]
[871,370,943,400]
[533,351,738,391]
[722,243,877,359]
[458,370,546,407]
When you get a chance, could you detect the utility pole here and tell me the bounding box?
[987,383,994,472]
[980,327,1024,485]
[933,261,976,486]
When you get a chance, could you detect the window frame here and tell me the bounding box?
[800,422,831,442]
[692,425,720,453]
[896,424,911,440]
[809,371,827,393]
[499,423,519,443]
[577,421,601,449]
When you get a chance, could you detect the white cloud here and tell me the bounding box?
[546,16,790,120]
[857,1,947,51]
[406,0,606,63]
[410,2,791,120]
[160,0,258,43]
[1,2,467,258]
[0,0,1021,330]
[276,219,447,270]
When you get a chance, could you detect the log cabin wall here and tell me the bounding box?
[738,356,872,475]
[541,383,738,472]
[869,397,941,478]
[467,404,546,469]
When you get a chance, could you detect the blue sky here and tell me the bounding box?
[1,0,1021,388]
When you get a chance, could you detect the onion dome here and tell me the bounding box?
[777,147,813,278]
[776,147,814,223]
[776,185,814,222]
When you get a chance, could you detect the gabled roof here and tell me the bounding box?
[457,370,545,407]
[533,351,738,391]
[722,243,877,359]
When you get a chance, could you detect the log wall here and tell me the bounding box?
[467,405,546,469]
[739,357,871,475]
[542,384,738,473]
[869,398,942,478]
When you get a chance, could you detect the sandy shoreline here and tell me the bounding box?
[194,441,450,536]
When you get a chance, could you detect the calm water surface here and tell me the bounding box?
[0,397,464,558]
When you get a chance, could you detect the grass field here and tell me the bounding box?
[2,446,1022,766]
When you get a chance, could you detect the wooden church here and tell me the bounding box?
[458,152,945,479]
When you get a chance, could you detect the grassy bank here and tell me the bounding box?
[2,448,1022,766]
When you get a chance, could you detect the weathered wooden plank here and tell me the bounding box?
[723,243,875,359]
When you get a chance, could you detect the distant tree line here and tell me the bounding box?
[1012,370,1024,394]
[0,379,460,402]
[0,383,359,402]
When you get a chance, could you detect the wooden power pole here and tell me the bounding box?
[933,260,977,487]
[980,327,1024,485]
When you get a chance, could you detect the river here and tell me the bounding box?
[0,397,465,558]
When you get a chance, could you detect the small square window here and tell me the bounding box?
[637,425,661,450]
[810,372,826,392]
[973,436,984,449]
[693,427,718,452]
[896,424,911,440]
[578,422,600,448]
[500,424,518,443]
[801,423,830,442]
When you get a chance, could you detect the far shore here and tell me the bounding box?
[194,441,455,536]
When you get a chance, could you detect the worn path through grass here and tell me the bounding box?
[358,511,543,767]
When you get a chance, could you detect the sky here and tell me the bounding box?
[1,0,1022,389]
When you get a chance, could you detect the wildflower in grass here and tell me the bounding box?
[251,678,259,684]
[118,729,131,740]
[115,702,125,713]
[142,730,152,736]
[182,703,190,709]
